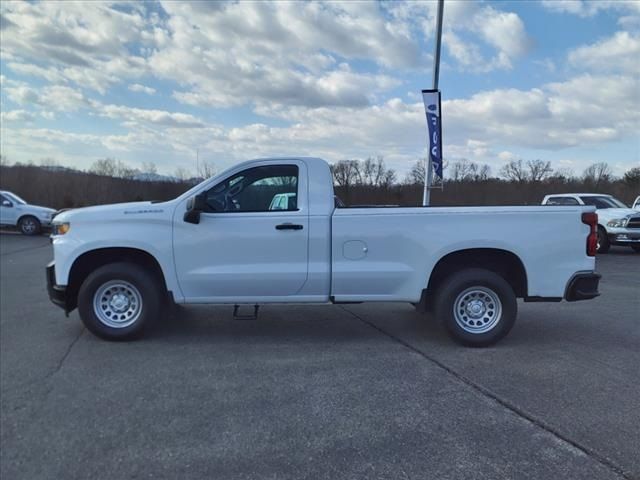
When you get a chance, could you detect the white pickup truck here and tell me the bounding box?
[47,157,601,346]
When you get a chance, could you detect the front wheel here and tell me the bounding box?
[434,268,517,347]
[77,262,162,341]
[18,216,41,235]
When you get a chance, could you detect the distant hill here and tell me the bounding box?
[130,172,181,183]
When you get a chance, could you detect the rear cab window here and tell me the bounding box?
[546,196,579,205]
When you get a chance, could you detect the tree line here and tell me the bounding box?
[0,154,638,210]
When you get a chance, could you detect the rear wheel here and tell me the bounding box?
[77,262,162,341]
[18,216,41,235]
[596,227,610,254]
[434,268,517,347]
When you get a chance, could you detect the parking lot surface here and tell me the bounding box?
[1,233,638,479]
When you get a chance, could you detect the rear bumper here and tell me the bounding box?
[564,272,601,302]
[46,262,69,313]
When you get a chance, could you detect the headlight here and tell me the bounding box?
[607,218,628,228]
[52,222,70,235]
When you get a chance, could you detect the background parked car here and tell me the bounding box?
[633,195,640,211]
[0,190,56,235]
[542,193,640,253]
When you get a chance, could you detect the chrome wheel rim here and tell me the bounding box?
[93,280,142,328]
[22,219,37,234]
[453,286,502,334]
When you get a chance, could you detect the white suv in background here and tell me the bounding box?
[542,193,640,253]
[0,190,56,235]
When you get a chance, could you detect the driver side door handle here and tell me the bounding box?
[275,223,303,231]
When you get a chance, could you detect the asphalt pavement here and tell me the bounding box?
[1,233,638,480]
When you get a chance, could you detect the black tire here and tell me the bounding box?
[434,268,517,347]
[597,227,610,254]
[77,262,162,341]
[18,216,41,235]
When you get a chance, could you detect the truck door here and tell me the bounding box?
[173,162,309,301]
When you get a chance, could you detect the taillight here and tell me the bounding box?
[582,212,598,257]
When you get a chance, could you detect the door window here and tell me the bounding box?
[204,165,298,213]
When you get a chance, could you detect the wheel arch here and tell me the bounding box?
[66,247,169,312]
[419,248,528,311]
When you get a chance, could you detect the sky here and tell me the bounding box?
[0,0,639,179]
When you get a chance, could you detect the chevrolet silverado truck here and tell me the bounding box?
[47,157,601,346]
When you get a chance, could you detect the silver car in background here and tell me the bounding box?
[0,190,56,235]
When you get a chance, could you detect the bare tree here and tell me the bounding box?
[500,159,528,183]
[623,167,640,189]
[140,161,158,175]
[174,167,192,181]
[89,158,140,178]
[583,162,612,190]
[476,164,491,181]
[39,158,60,168]
[360,156,396,187]
[378,169,397,188]
[331,160,361,188]
[116,163,139,179]
[90,158,118,177]
[549,167,575,183]
[197,160,216,179]
[404,159,426,185]
[450,159,478,181]
[527,159,553,182]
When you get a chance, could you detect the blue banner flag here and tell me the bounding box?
[422,89,443,181]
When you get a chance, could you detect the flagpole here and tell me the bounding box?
[423,0,444,206]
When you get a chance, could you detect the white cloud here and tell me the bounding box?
[541,0,640,18]
[128,83,156,95]
[445,74,639,149]
[95,103,206,129]
[439,5,531,72]
[1,110,35,122]
[4,84,87,111]
[568,31,640,75]
[0,1,152,93]
[6,62,65,83]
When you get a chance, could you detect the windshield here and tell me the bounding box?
[3,192,27,205]
[580,196,627,209]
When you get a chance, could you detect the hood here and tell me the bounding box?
[17,204,56,215]
[596,207,638,222]
[54,201,171,223]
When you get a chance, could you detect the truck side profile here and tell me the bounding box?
[47,157,601,346]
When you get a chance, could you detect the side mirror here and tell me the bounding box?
[1,200,12,207]
[183,193,207,224]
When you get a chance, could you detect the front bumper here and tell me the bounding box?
[46,262,69,314]
[564,272,601,302]
[607,227,640,246]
